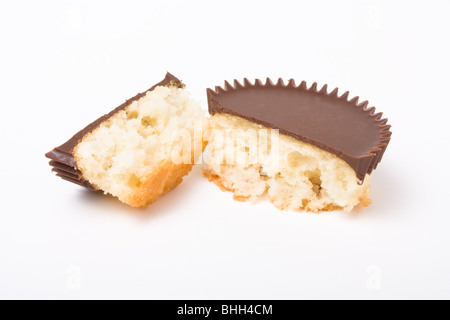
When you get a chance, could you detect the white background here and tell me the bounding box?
[1,0,449,299]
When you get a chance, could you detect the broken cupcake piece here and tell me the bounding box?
[204,78,391,212]
[46,72,206,207]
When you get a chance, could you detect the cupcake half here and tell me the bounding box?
[46,73,206,207]
[204,78,391,212]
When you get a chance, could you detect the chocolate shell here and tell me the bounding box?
[207,78,391,181]
[45,72,184,190]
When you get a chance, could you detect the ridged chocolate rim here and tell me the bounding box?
[207,78,392,181]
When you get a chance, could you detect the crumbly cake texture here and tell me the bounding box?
[203,114,371,212]
[73,85,206,207]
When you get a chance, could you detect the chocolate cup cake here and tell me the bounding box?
[46,73,206,207]
[204,78,391,212]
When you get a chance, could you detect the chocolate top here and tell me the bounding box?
[207,78,391,181]
[45,72,184,189]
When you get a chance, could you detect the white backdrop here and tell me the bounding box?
[1,0,449,299]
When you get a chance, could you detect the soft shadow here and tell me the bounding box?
[343,164,406,219]
[76,165,205,220]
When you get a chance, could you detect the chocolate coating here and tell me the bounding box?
[45,72,184,189]
[207,78,391,181]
